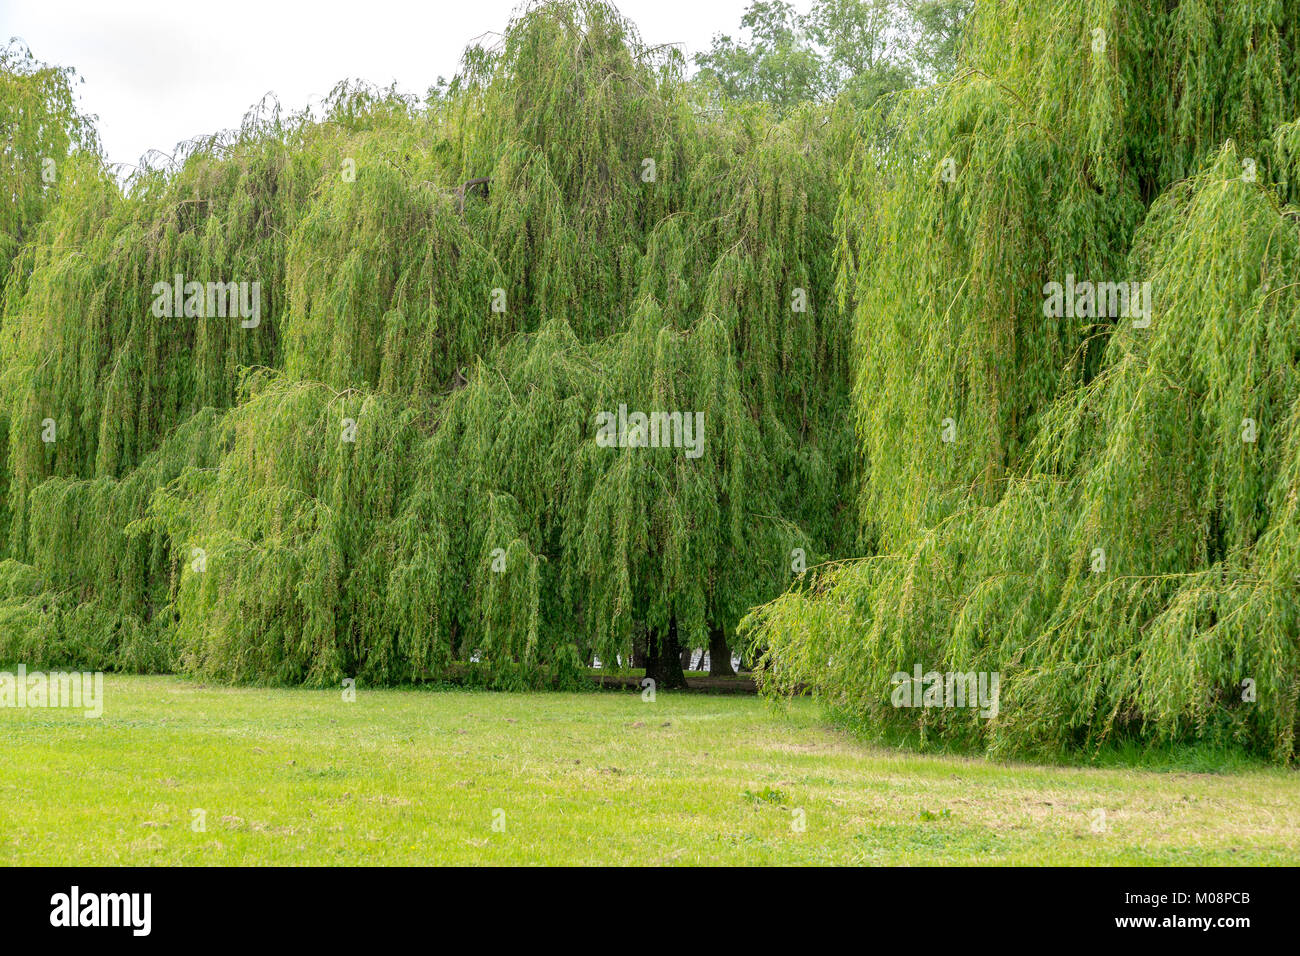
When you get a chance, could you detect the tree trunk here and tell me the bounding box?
[680,646,694,671]
[708,626,735,677]
[644,619,689,689]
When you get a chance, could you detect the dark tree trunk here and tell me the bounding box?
[631,632,647,669]
[680,646,694,670]
[708,626,735,677]
[644,619,689,689]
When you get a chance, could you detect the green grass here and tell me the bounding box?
[1,675,1297,865]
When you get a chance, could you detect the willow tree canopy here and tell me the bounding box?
[746,0,1300,762]
[0,1,853,690]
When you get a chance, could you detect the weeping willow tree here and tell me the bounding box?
[746,0,1300,761]
[0,42,99,562]
[0,1,852,687]
[0,77,439,670]
[0,40,98,290]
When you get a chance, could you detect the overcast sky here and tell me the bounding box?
[2,0,779,170]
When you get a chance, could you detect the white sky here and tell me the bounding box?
[1,0,781,170]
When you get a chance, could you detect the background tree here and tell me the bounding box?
[905,0,972,81]
[693,0,972,111]
[802,0,915,105]
[693,1,827,109]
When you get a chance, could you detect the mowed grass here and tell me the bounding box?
[1,675,1297,865]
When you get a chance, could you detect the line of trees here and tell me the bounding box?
[7,0,1295,765]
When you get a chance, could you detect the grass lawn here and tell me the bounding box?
[1,675,1297,865]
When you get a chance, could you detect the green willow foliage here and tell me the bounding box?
[746,0,1300,760]
[0,1,852,688]
[0,41,98,290]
